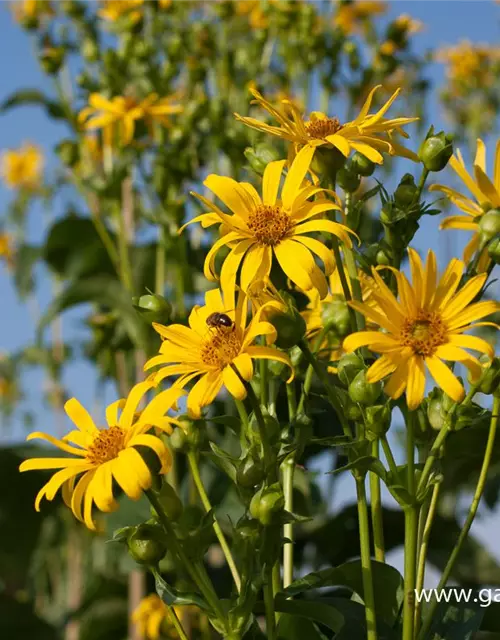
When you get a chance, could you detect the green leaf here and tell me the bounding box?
[37,275,147,349]
[274,600,345,633]
[276,614,324,640]
[422,590,485,640]
[310,436,361,448]
[153,568,211,612]
[279,559,403,626]
[0,89,65,119]
[13,244,41,298]
[204,443,238,482]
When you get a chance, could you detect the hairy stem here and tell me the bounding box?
[370,440,385,562]
[356,477,378,640]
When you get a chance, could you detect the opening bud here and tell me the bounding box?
[418,129,454,172]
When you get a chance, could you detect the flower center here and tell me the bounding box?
[86,425,126,464]
[247,205,293,246]
[200,328,242,368]
[399,311,448,357]
[305,117,342,140]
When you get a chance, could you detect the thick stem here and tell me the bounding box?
[418,397,500,639]
[381,435,400,480]
[403,507,418,640]
[283,383,297,589]
[356,477,378,640]
[370,440,385,563]
[416,423,449,496]
[414,481,441,633]
[165,603,190,640]
[332,237,358,332]
[187,451,241,593]
[344,192,365,330]
[297,327,329,414]
[264,565,277,640]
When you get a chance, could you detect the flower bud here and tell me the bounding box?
[249,483,284,526]
[244,143,281,176]
[488,236,500,264]
[235,516,261,541]
[479,209,500,245]
[376,248,392,265]
[418,131,454,172]
[427,387,455,430]
[337,352,364,386]
[337,166,361,193]
[365,404,392,440]
[39,47,65,75]
[473,356,500,395]
[150,483,183,522]
[56,140,80,168]
[350,151,375,177]
[133,294,172,324]
[321,295,351,338]
[394,174,417,207]
[312,146,346,177]
[269,308,306,350]
[236,452,265,488]
[348,370,382,405]
[128,523,167,566]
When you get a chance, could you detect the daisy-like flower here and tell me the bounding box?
[343,249,500,410]
[235,84,418,164]
[132,595,198,640]
[185,145,355,299]
[145,288,293,418]
[430,138,499,270]
[436,41,500,90]
[19,381,183,530]
[334,1,387,34]
[98,0,144,24]
[1,143,43,190]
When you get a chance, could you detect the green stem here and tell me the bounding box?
[418,396,500,639]
[297,327,329,414]
[298,339,352,439]
[413,167,430,205]
[264,569,277,640]
[356,477,378,640]
[332,237,358,332]
[403,507,418,640]
[283,383,297,589]
[145,491,226,626]
[117,208,133,292]
[187,452,241,593]
[344,193,365,330]
[370,440,385,562]
[381,435,400,480]
[416,423,449,496]
[414,481,441,634]
[260,356,269,408]
[407,413,416,496]
[152,575,189,640]
[155,224,166,295]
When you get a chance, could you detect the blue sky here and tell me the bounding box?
[2,1,500,582]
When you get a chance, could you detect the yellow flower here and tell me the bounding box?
[393,13,423,36]
[343,249,500,410]
[437,41,500,87]
[0,233,14,268]
[186,146,354,299]
[235,0,275,29]
[140,93,183,129]
[11,0,53,23]
[235,84,418,164]
[98,0,144,23]
[1,143,43,190]
[144,288,293,418]
[19,381,183,530]
[334,1,387,34]
[132,595,198,640]
[158,0,172,8]
[430,138,499,269]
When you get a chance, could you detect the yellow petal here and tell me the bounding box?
[204,175,255,216]
[366,355,398,382]
[232,352,253,381]
[240,243,272,292]
[281,145,316,210]
[129,434,171,473]
[406,357,426,411]
[447,333,494,358]
[26,431,86,457]
[119,381,154,429]
[263,160,286,205]
[425,356,465,403]
[274,239,328,299]
[222,365,247,400]
[441,273,487,320]
[187,372,223,418]
[64,398,98,434]
[111,455,144,500]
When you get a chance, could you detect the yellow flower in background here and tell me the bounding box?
[0,233,14,268]
[235,0,274,29]
[437,41,500,88]
[145,288,293,418]
[392,13,423,36]
[19,382,183,530]
[334,1,387,34]
[132,595,198,640]
[11,0,53,23]
[98,0,144,23]
[343,249,499,410]
[186,146,354,299]
[1,143,43,190]
[158,0,172,8]
[235,85,418,164]
[430,138,499,269]
[140,93,183,129]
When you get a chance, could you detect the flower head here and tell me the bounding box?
[98,0,144,24]
[145,288,293,418]
[334,1,387,34]
[19,382,183,530]
[132,595,198,640]
[343,249,500,410]
[186,146,355,299]
[235,85,418,164]
[11,0,53,24]
[430,138,500,269]
[1,143,43,190]
[437,41,500,93]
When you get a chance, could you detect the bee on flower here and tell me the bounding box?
[19,381,183,530]
[343,249,500,410]
[1,143,43,190]
[235,84,418,165]
[185,146,355,299]
[144,288,293,418]
[430,138,500,272]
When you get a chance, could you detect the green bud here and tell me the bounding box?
[249,412,280,446]
[488,236,500,264]
[337,353,364,386]
[128,524,166,566]
[345,397,363,421]
[394,174,417,207]
[337,167,361,193]
[426,387,454,430]
[365,404,392,440]
[236,453,265,488]
[244,143,281,176]
[150,483,183,522]
[269,308,306,350]
[350,151,375,177]
[249,483,284,526]
[312,146,346,176]
[479,209,500,245]
[348,370,382,405]
[418,131,454,172]
[136,293,172,317]
[39,47,65,75]
[321,295,351,338]
[376,248,392,266]
[56,140,80,168]
[235,516,261,541]
[473,356,500,395]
